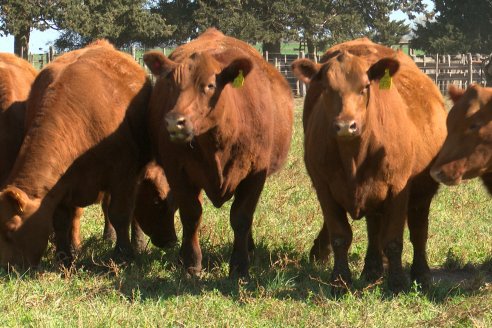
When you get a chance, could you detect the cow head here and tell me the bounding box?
[0,186,49,268]
[133,165,177,248]
[144,50,253,143]
[430,85,492,185]
[292,51,399,139]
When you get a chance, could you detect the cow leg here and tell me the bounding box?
[310,222,331,263]
[53,204,80,267]
[131,219,146,253]
[407,175,439,288]
[70,207,84,251]
[229,172,266,278]
[177,186,203,276]
[312,180,352,287]
[101,193,116,242]
[106,190,133,260]
[381,188,410,292]
[481,173,492,195]
[361,214,384,283]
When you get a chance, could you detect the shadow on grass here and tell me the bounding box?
[1,237,491,305]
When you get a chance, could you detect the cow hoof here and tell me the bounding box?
[330,270,352,289]
[229,265,250,281]
[112,246,134,263]
[309,245,331,263]
[131,238,147,254]
[410,264,432,289]
[411,271,432,290]
[329,274,351,296]
[103,230,117,243]
[361,267,383,284]
[185,266,203,278]
[55,251,74,268]
[387,273,409,293]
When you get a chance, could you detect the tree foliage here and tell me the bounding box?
[411,0,492,54]
[191,0,426,53]
[0,0,174,55]
[1,0,433,56]
[54,0,174,51]
[0,0,61,57]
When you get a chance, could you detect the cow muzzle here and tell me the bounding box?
[430,165,463,186]
[333,119,359,138]
[165,113,193,143]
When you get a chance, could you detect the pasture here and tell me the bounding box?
[1,99,491,327]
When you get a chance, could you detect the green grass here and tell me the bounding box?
[1,99,491,327]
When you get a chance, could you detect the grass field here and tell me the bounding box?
[1,99,491,327]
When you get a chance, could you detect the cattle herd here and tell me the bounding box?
[0,28,491,293]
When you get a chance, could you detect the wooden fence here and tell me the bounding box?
[29,47,490,97]
[265,52,490,96]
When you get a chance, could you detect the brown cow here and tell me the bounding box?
[0,40,155,267]
[143,28,293,277]
[431,85,492,192]
[0,53,37,186]
[101,162,178,249]
[292,38,447,291]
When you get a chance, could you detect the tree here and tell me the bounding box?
[154,0,199,46]
[411,0,492,54]
[0,0,61,58]
[0,0,175,55]
[54,0,175,51]
[194,0,298,53]
[193,0,427,54]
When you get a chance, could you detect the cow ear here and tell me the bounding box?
[143,51,177,77]
[367,57,400,81]
[219,57,253,85]
[291,59,321,84]
[448,85,466,104]
[0,186,27,214]
[448,86,461,104]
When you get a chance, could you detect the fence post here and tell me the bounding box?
[131,45,136,60]
[274,57,278,70]
[435,53,439,84]
[265,51,269,62]
[468,53,473,86]
[49,46,54,62]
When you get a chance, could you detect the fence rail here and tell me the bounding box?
[29,47,491,97]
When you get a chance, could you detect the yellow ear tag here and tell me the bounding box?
[379,68,392,90]
[232,70,245,88]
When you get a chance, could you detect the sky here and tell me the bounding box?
[0,1,434,54]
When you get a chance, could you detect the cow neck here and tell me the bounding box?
[195,87,241,191]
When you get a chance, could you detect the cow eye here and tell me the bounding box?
[468,122,482,132]
[203,83,216,94]
[360,83,370,95]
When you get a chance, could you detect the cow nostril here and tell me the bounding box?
[176,117,186,129]
[334,123,341,132]
[349,122,357,131]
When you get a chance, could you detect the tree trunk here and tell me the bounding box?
[14,27,31,59]
[263,40,281,54]
[306,38,315,56]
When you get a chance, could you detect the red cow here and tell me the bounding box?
[0,41,155,267]
[431,85,492,192]
[292,38,447,291]
[0,53,37,186]
[144,28,293,277]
